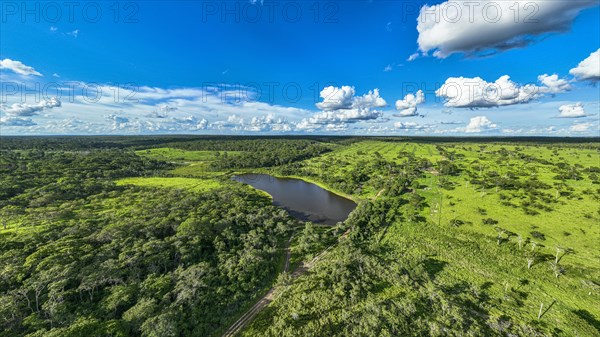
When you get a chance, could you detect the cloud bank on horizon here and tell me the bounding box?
[0,0,598,136]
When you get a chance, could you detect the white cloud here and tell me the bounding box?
[105,114,130,130]
[502,126,559,135]
[394,121,427,130]
[0,81,317,134]
[570,122,595,133]
[558,103,587,118]
[416,1,597,58]
[172,116,209,130]
[211,113,292,132]
[297,86,387,131]
[246,114,292,132]
[50,26,58,32]
[465,116,497,133]
[0,58,42,76]
[384,64,393,72]
[324,123,348,132]
[352,89,387,110]
[1,97,61,116]
[436,74,569,108]
[0,116,37,126]
[147,104,178,118]
[315,86,385,111]
[394,90,425,117]
[407,53,420,62]
[537,74,571,95]
[300,108,383,126]
[570,49,600,82]
[52,73,60,78]
[315,86,356,111]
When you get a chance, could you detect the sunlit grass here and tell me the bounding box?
[115,177,224,193]
[264,140,600,336]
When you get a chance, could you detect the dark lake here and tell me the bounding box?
[232,174,356,225]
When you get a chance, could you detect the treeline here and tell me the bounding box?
[164,139,331,169]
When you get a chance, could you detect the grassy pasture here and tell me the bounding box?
[115,177,224,193]
[258,140,600,336]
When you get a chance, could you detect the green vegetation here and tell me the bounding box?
[116,177,224,193]
[242,140,600,337]
[0,143,296,337]
[1,136,598,337]
[135,147,241,163]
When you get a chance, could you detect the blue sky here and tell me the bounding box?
[1,0,599,135]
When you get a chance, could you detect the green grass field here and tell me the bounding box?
[246,140,600,336]
[115,177,224,193]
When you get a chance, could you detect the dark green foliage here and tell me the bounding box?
[482,218,499,225]
[166,139,331,169]
[0,146,294,337]
[530,231,546,241]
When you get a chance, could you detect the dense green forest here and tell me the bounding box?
[0,144,296,336]
[0,136,598,337]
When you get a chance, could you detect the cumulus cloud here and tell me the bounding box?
[246,114,292,132]
[297,86,387,131]
[436,74,569,108]
[416,1,597,58]
[299,108,383,126]
[105,114,130,130]
[351,89,387,110]
[0,116,37,126]
[394,121,427,130]
[570,49,600,82]
[316,86,386,111]
[557,103,588,118]
[0,58,42,76]
[212,113,292,132]
[171,116,209,130]
[324,123,348,132]
[570,122,595,133]
[1,97,61,116]
[465,116,497,133]
[537,74,571,95]
[316,86,356,111]
[394,90,425,117]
